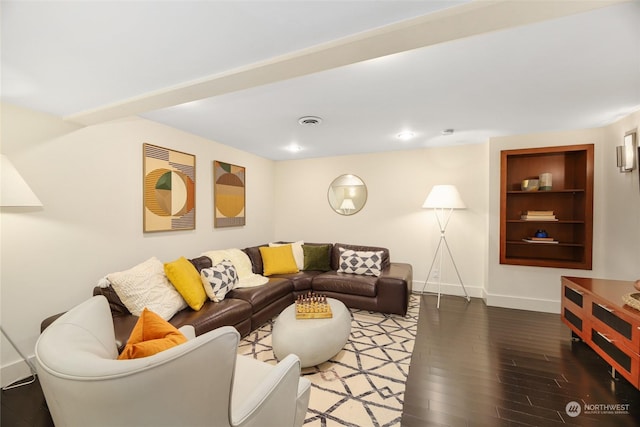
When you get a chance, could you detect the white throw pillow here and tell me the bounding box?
[337,247,383,277]
[201,260,239,302]
[107,257,187,320]
[201,248,268,288]
[269,240,304,270]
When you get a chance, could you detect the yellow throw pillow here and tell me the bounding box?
[118,308,187,360]
[259,245,299,276]
[164,257,207,311]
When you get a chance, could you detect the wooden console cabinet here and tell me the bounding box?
[561,276,640,388]
[500,144,594,269]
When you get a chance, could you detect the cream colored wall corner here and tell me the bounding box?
[486,110,640,313]
[272,143,490,301]
[0,103,277,387]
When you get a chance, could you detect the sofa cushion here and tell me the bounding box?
[270,270,322,293]
[311,272,377,297]
[118,308,187,360]
[189,255,213,273]
[259,245,299,276]
[337,247,383,277]
[302,244,332,271]
[107,257,187,320]
[202,248,268,288]
[200,260,238,302]
[269,240,304,270]
[169,298,253,336]
[243,245,267,274]
[164,256,207,311]
[227,278,293,313]
[331,243,390,271]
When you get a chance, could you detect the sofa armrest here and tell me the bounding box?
[41,312,66,333]
[232,354,304,426]
[376,262,413,316]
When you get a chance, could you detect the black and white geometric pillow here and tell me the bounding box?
[200,260,239,302]
[337,247,383,277]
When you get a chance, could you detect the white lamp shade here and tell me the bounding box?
[422,184,466,209]
[1,155,42,207]
[340,198,356,210]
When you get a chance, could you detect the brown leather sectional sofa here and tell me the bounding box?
[90,242,412,350]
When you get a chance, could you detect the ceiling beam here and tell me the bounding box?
[66,0,629,126]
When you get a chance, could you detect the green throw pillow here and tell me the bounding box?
[302,244,332,271]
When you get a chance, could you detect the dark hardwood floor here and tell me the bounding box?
[3,294,640,426]
[1,376,52,427]
[402,294,640,426]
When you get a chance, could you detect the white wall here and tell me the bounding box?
[487,111,640,313]
[599,112,640,276]
[273,144,489,299]
[0,104,277,386]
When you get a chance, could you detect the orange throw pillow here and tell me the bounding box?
[118,308,187,360]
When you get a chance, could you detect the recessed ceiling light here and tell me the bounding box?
[396,131,415,141]
[287,144,302,152]
[441,129,454,136]
[298,116,323,126]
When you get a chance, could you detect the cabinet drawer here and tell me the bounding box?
[563,307,583,334]
[590,327,639,388]
[564,285,584,308]
[590,299,640,353]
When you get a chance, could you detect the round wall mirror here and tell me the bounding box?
[328,174,367,216]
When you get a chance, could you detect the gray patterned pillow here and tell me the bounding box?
[337,247,383,277]
[200,260,239,302]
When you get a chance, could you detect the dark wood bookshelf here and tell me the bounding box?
[500,144,594,269]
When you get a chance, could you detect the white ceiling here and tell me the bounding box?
[2,0,639,160]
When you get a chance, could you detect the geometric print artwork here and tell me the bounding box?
[338,248,383,277]
[143,143,195,232]
[200,260,239,302]
[214,161,246,228]
[238,295,420,427]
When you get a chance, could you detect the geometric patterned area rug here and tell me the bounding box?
[238,295,420,426]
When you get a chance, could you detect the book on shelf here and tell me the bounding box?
[529,236,555,241]
[520,210,556,220]
[522,238,559,244]
[523,210,554,216]
[520,215,557,221]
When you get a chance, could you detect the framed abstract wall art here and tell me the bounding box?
[143,143,195,232]
[214,161,245,227]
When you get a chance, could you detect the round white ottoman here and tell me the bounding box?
[272,298,351,368]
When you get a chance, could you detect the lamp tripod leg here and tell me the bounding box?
[1,326,37,391]
[420,235,444,294]
[442,236,471,302]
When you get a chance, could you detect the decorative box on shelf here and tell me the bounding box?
[295,292,333,319]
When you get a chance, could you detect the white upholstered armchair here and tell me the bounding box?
[35,296,310,427]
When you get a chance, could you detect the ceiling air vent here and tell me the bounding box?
[298,116,323,126]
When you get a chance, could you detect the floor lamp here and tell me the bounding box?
[420,184,470,308]
[1,154,42,389]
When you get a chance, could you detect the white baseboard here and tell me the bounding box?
[483,291,560,314]
[412,280,484,299]
[1,357,36,388]
[412,281,560,314]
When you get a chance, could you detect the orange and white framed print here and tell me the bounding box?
[143,143,195,232]
[214,161,245,228]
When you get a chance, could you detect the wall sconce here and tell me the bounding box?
[616,131,636,172]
